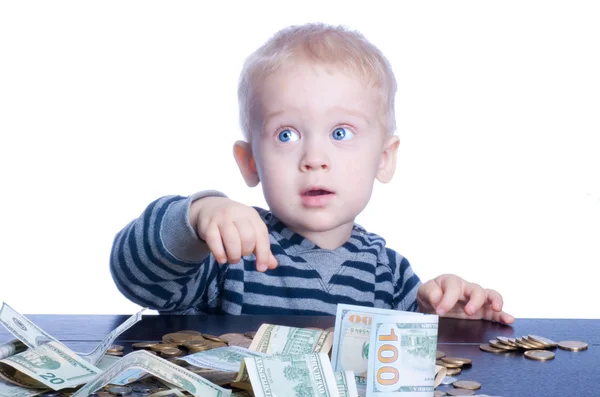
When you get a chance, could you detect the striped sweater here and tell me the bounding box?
[109,193,422,315]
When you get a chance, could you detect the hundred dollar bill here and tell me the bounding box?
[244,353,340,397]
[331,304,424,375]
[0,341,101,390]
[79,309,145,364]
[0,341,27,361]
[250,324,333,355]
[0,378,46,397]
[0,304,56,349]
[335,371,358,397]
[71,350,231,397]
[366,314,438,396]
[182,346,267,373]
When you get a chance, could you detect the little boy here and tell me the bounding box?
[110,23,514,324]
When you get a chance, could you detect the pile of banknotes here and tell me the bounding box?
[0,302,442,397]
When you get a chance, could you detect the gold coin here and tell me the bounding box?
[489,340,518,350]
[218,333,248,345]
[436,360,461,368]
[445,367,462,376]
[178,330,204,337]
[436,351,446,359]
[524,349,555,361]
[453,380,481,390]
[479,343,508,354]
[528,335,557,348]
[446,388,474,396]
[151,343,179,352]
[496,336,518,347]
[105,351,123,357]
[557,340,588,352]
[522,336,546,349]
[160,347,182,357]
[227,338,253,348]
[434,391,447,397]
[244,332,257,339]
[132,342,157,350]
[107,345,124,353]
[514,338,538,350]
[202,334,228,344]
[442,357,472,365]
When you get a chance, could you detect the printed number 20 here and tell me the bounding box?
[40,373,65,384]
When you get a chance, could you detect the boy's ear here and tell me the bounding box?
[233,140,260,187]
[376,135,400,183]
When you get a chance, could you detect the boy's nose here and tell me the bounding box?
[299,151,330,172]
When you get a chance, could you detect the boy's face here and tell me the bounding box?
[236,61,399,239]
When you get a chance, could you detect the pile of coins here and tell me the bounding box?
[435,351,482,396]
[127,330,255,362]
[480,335,588,361]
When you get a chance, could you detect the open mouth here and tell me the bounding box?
[302,189,334,196]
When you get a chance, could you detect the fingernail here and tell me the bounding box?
[258,264,267,272]
[466,305,473,314]
[437,308,445,316]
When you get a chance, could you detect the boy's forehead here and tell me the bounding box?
[258,61,381,119]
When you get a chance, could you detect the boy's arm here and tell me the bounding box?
[109,191,226,313]
[390,250,422,312]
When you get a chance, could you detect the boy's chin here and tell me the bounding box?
[280,212,357,233]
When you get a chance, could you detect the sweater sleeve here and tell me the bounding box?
[389,249,422,312]
[109,191,226,313]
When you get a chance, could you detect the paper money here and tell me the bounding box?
[0,341,27,361]
[331,304,424,376]
[182,346,267,373]
[0,304,56,349]
[79,309,144,364]
[244,353,341,397]
[366,315,438,396]
[0,378,46,397]
[71,350,231,397]
[250,324,333,355]
[335,371,358,397]
[0,341,101,390]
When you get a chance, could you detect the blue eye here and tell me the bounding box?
[331,127,353,141]
[277,129,300,142]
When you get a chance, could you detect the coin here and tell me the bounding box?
[446,388,474,396]
[521,337,546,349]
[445,367,462,376]
[436,360,461,368]
[178,330,204,337]
[514,338,538,350]
[496,336,518,347]
[159,347,182,357]
[453,380,481,390]
[202,334,228,344]
[218,333,248,345]
[489,340,518,350]
[227,338,253,348]
[434,391,447,397]
[558,340,588,352]
[184,340,212,353]
[151,343,179,352]
[107,345,124,353]
[132,342,157,350]
[130,384,153,393]
[524,349,555,361]
[436,351,446,359]
[164,333,192,345]
[105,352,123,356]
[479,343,508,354]
[244,332,257,339]
[528,335,557,348]
[442,357,472,365]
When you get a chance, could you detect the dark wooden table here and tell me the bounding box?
[1,315,597,397]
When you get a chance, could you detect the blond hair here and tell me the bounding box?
[237,22,398,139]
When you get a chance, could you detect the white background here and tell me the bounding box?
[0,1,598,318]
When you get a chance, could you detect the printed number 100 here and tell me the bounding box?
[376,329,399,385]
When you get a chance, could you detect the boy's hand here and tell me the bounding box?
[190,197,278,272]
[417,274,515,324]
